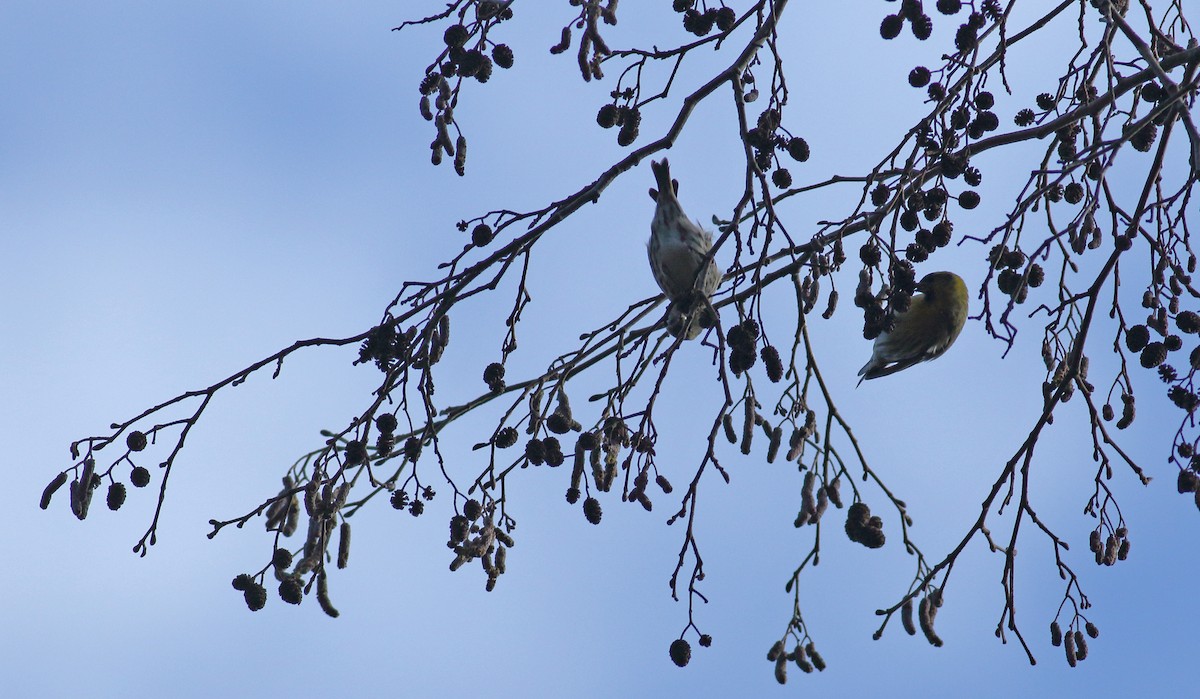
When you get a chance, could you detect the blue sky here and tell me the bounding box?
[3,3,1194,697]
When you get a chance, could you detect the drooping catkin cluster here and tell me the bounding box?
[793,471,840,528]
[597,417,628,490]
[448,499,515,592]
[69,457,98,520]
[549,1,617,83]
[498,389,582,474]
[1041,348,1090,407]
[287,475,353,610]
[553,407,669,524]
[1051,618,1100,667]
[628,463,664,513]
[721,393,818,470]
[44,428,158,520]
[231,467,356,616]
[767,638,827,684]
[1088,525,1132,566]
[786,410,819,462]
[410,2,518,175]
[264,476,300,537]
[916,587,945,647]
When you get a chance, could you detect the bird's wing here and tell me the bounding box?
[858,353,929,381]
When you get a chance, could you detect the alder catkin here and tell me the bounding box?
[901,598,917,635]
[741,400,755,455]
[337,522,351,569]
[767,426,782,463]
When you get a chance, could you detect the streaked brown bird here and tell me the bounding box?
[648,159,721,340]
[857,271,968,384]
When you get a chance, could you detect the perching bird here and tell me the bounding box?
[857,271,968,384]
[648,159,722,340]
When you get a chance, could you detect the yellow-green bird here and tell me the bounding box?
[857,271,968,384]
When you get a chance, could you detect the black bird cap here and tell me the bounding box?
[916,271,956,298]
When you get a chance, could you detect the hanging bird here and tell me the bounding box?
[647,159,722,340]
[858,271,968,383]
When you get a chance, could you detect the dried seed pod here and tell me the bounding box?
[106,482,126,511]
[130,466,151,488]
[669,639,691,668]
[278,577,303,605]
[126,430,148,452]
[583,497,603,524]
[243,581,268,612]
[761,345,784,382]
